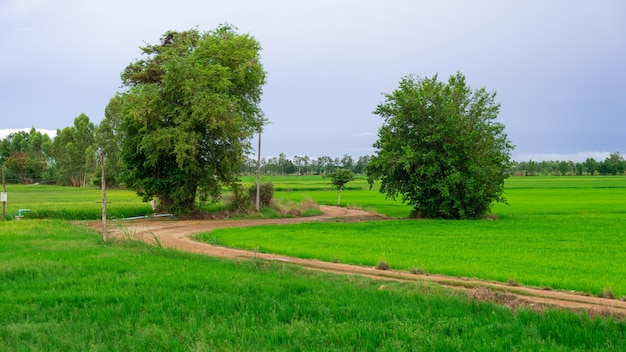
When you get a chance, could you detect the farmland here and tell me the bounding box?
[204,176,625,297]
[1,176,626,350]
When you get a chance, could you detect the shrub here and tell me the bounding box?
[409,267,427,275]
[228,184,252,212]
[375,261,391,271]
[600,288,615,299]
[271,197,319,217]
[248,182,275,207]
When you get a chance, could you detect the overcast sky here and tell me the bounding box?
[1,0,624,162]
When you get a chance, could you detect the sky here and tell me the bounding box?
[1,0,624,162]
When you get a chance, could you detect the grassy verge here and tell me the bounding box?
[1,221,625,350]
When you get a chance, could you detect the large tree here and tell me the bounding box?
[114,25,266,213]
[368,72,514,219]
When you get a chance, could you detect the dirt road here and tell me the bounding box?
[103,206,626,318]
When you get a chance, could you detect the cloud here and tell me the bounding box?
[352,132,375,137]
[0,1,624,158]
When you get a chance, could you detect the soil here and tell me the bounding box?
[94,206,626,319]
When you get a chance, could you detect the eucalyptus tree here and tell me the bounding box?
[340,154,354,170]
[95,95,125,187]
[113,25,266,213]
[53,114,96,187]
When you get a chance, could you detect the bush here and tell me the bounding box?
[375,261,391,271]
[228,184,252,212]
[271,197,320,217]
[248,182,275,207]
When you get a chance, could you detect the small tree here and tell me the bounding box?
[248,182,274,207]
[368,72,513,219]
[329,169,354,206]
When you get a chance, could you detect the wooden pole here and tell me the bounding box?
[2,164,6,221]
[255,128,261,211]
[100,149,107,243]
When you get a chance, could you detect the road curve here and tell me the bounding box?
[103,205,626,319]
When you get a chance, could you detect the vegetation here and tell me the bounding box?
[367,72,514,219]
[0,129,623,190]
[53,114,96,187]
[2,221,625,350]
[203,176,626,297]
[247,182,275,207]
[328,169,354,206]
[114,25,266,214]
[510,152,625,176]
[1,185,151,220]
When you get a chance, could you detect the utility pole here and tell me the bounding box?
[100,149,107,243]
[255,128,261,211]
[2,165,6,221]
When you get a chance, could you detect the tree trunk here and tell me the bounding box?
[337,185,343,206]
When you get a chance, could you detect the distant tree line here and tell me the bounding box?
[0,114,373,186]
[240,153,370,176]
[0,113,122,186]
[509,153,625,176]
[1,119,624,186]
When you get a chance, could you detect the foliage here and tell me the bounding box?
[328,168,354,206]
[328,169,354,189]
[3,223,625,350]
[0,128,52,184]
[601,152,625,175]
[94,95,125,187]
[368,72,514,219]
[510,153,626,176]
[248,182,275,207]
[114,25,266,214]
[227,183,252,213]
[53,114,96,186]
[209,175,626,297]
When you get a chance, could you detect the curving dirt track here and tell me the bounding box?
[102,206,626,319]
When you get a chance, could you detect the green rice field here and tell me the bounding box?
[1,185,152,220]
[1,220,625,350]
[204,176,626,297]
[1,176,625,350]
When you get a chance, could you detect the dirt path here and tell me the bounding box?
[103,206,626,319]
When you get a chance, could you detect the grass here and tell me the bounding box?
[2,221,625,350]
[2,184,152,220]
[242,175,411,217]
[201,176,626,297]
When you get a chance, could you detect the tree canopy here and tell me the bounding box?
[53,114,96,187]
[113,25,266,213]
[368,72,514,219]
[328,169,354,206]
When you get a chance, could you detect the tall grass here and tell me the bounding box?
[2,221,625,350]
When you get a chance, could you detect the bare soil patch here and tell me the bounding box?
[94,205,626,319]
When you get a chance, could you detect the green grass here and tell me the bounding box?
[242,175,411,217]
[203,176,626,297]
[2,221,625,350]
[1,185,152,220]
